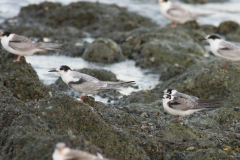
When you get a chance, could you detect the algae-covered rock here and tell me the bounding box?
[0,50,150,160]
[135,39,202,68]
[83,38,125,63]
[0,53,49,101]
[217,21,240,35]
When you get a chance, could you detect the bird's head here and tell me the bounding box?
[161,88,177,96]
[199,34,221,43]
[162,94,174,102]
[158,0,169,5]
[48,65,72,76]
[0,31,12,38]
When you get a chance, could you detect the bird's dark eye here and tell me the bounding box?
[60,68,63,70]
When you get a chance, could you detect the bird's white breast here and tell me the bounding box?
[61,72,79,84]
[162,100,199,116]
[52,150,64,160]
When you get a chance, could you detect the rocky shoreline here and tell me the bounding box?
[1,1,240,160]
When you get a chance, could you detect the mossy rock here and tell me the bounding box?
[83,38,125,63]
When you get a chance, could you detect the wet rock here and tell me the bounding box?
[0,53,49,101]
[217,21,240,35]
[180,0,229,4]
[0,50,150,160]
[186,148,230,159]
[17,1,156,33]
[82,38,125,63]
[160,65,186,81]
[135,39,202,68]
[200,24,217,34]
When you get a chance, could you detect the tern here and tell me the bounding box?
[49,65,135,100]
[200,34,240,68]
[0,31,63,62]
[158,0,211,28]
[161,90,221,122]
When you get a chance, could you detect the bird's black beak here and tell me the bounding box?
[199,38,206,41]
[48,70,58,72]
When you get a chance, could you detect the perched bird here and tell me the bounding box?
[49,65,135,100]
[158,0,211,28]
[161,90,221,122]
[200,34,240,68]
[0,31,63,62]
[52,142,104,160]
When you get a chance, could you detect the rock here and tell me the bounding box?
[82,38,125,63]
[135,39,202,68]
[160,65,186,81]
[0,49,150,160]
[217,21,240,35]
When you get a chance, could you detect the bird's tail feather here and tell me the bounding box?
[40,43,63,50]
[193,99,222,110]
[192,13,213,18]
[99,81,135,90]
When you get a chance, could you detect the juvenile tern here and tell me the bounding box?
[162,90,221,122]
[200,34,240,68]
[0,31,63,62]
[158,0,211,28]
[52,142,104,160]
[49,65,135,100]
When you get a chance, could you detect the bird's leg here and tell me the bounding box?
[13,55,22,62]
[173,116,179,123]
[171,21,177,28]
[80,94,86,100]
[222,60,229,68]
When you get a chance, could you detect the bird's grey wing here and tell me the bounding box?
[217,41,240,58]
[68,80,101,93]
[175,92,199,101]
[65,150,101,160]
[168,96,195,111]
[8,34,41,51]
[70,71,99,82]
[167,4,189,18]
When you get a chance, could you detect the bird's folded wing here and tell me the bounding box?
[167,4,188,18]
[168,96,195,111]
[9,34,40,51]
[69,81,101,93]
[218,41,240,58]
[71,71,99,82]
[175,92,199,100]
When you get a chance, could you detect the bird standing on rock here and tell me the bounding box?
[0,31,63,62]
[161,89,222,122]
[49,65,135,100]
[158,0,212,28]
[200,34,240,68]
